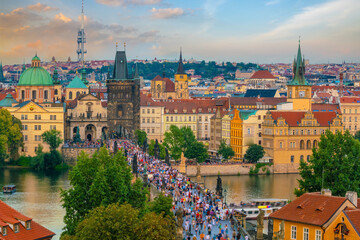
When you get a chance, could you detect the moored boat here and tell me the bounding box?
[3,185,16,194]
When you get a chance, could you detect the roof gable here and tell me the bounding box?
[13,101,47,113]
[270,193,351,227]
[67,76,87,89]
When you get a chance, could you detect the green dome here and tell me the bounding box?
[18,67,53,86]
[32,55,40,61]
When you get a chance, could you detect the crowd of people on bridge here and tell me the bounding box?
[114,140,247,240]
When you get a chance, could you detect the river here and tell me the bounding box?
[0,168,300,240]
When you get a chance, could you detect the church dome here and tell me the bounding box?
[18,54,53,86]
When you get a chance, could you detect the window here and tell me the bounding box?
[69,91,73,100]
[349,117,352,122]
[349,109,352,114]
[14,224,19,233]
[54,89,58,95]
[247,128,251,134]
[147,128,149,133]
[35,135,41,141]
[152,118,155,123]
[258,124,261,129]
[35,125,41,130]
[152,129,154,133]
[142,118,145,123]
[307,155,310,162]
[24,135,28,141]
[166,116,169,121]
[147,109,150,114]
[291,226,297,239]
[343,117,346,122]
[2,226,7,236]
[26,221,31,230]
[199,116,202,121]
[44,90,48,99]
[50,125,56,130]
[315,230,321,240]
[35,115,41,120]
[50,115,57,120]
[205,116,208,122]
[23,125,28,130]
[171,116,173,122]
[258,115,261,120]
[291,155,294,163]
[142,109,145,114]
[300,155,304,161]
[349,126,352,130]
[32,90,36,99]
[279,142,283,149]
[147,118,150,123]
[152,109,155,114]
[76,91,80,97]
[205,125,208,130]
[21,90,25,99]
[303,228,309,240]
[189,116,191,121]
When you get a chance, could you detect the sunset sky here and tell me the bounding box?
[0,0,359,64]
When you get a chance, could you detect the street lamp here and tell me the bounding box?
[224,189,227,205]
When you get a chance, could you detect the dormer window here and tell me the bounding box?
[2,226,7,236]
[26,220,31,230]
[14,223,19,233]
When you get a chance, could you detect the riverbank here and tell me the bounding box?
[173,162,300,176]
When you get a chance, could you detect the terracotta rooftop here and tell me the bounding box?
[344,208,360,235]
[0,200,55,240]
[340,97,360,103]
[270,111,338,127]
[312,103,341,114]
[151,75,175,92]
[250,70,276,79]
[270,193,351,226]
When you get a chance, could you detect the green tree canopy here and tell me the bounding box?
[295,130,360,197]
[65,203,175,240]
[218,140,235,160]
[60,147,148,236]
[148,139,166,159]
[244,144,265,163]
[354,130,360,141]
[163,125,208,162]
[135,129,147,147]
[41,129,62,152]
[148,193,173,218]
[0,109,23,163]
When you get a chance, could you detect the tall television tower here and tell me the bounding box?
[77,0,87,64]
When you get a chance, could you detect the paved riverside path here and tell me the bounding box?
[113,140,246,240]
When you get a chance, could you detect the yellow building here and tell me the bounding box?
[221,113,232,145]
[340,97,360,135]
[6,101,65,156]
[270,191,360,240]
[140,94,165,141]
[230,109,243,160]
[262,42,342,168]
[150,75,176,100]
[174,50,189,99]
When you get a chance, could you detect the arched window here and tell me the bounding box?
[54,89,58,95]
[300,140,305,149]
[21,90,25,99]
[32,90,36,100]
[313,140,318,148]
[44,90,48,100]
[300,155,304,161]
[76,91,80,97]
[279,142,283,149]
[307,140,312,149]
[69,91,73,100]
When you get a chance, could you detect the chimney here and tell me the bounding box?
[345,191,358,208]
[321,189,332,196]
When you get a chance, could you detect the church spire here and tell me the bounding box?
[290,39,307,85]
[112,50,129,80]
[176,47,185,74]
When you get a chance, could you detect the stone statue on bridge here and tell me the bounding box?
[114,141,118,154]
[216,173,223,197]
[256,209,265,240]
[165,147,170,166]
[132,154,138,178]
[154,139,160,159]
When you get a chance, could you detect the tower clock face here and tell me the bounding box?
[299,91,305,98]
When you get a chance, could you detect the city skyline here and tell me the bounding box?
[0,0,359,65]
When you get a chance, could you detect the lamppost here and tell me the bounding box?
[224,189,227,205]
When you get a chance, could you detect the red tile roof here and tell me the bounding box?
[0,200,55,240]
[250,70,276,79]
[340,97,360,103]
[270,111,305,127]
[270,111,338,127]
[344,209,360,235]
[151,75,175,92]
[312,104,340,114]
[270,193,350,226]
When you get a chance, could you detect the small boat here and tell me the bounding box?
[3,185,16,194]
[232,198,288,220]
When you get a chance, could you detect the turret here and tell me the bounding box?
[53,67,59,84]
[81,67,88,84]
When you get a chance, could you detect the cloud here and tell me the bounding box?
[27,40,42,49]
[261,0,360,38]
[265,0,280,6]
[28,3,58,12]
[54,13,72,23]
[96,0,161,6]
[150,8,184,19]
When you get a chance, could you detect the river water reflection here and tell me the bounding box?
[193,174,300,204]
[0,168,300,240]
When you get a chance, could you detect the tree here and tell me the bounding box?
[295,130,360,197]
[354,130,360,141]
[0,109,23,163]
[66,203,175,240]
[218,140,235,160]
[134,129,147,147]
[149,140,166,159]
[185,141,208,163]
[60,147,148,236]
[149,193,173,218]
[163,125,184,160]
[244,144,265,163]
[41,129,62,152]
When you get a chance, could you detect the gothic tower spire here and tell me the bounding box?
[177,47,185,74]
